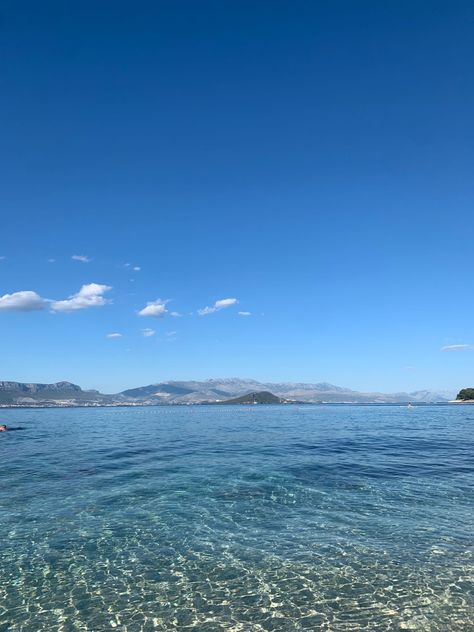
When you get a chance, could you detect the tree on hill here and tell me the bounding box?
[216,391,285,405]
[456,388,474,401]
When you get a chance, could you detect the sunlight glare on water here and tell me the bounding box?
[1,405,473,631]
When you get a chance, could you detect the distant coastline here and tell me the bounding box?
[0,399,459,410]
[0,379,457,408]
[0,402,458,410]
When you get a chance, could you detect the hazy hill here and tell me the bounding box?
[0,378,456,407]
[116,379,455,404]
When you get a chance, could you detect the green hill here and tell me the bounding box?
[456,388,474,401]
[217,391,286,405]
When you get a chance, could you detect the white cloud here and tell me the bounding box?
[0,283,112,314]
[107,332,122,338]
[0,290,48,312]
[133,266,141,271]
[166,330,177,337]
[51,283,112,313]
[72,255,91,263]
[198,297,238,316]
[142,328,156,337]
[138,299,168,318]
[238,311,251,317]
[170,311,181,317]
[441,344,474,352]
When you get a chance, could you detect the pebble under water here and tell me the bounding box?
[0,404,473,631]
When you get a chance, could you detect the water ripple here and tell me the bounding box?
[0,405,473,630]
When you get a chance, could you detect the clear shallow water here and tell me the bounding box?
[1,405,473,631]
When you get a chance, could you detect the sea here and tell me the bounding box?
[1,405,473,631]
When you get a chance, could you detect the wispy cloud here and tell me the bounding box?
[142,328,156,337]
[138,299,168,318]
[72,255,91,263]
[133,266,141,271]
[106,332,122,338]
[198,298,238,316]
[166,330,177,337]
[170,311,181,317]
[238,311,251,317]
[0,256,6,261]
[0,291,48,312]
[441,344,474,352]
[51,283,112,313]
[48,258,56,263]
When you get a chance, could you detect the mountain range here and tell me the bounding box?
[0,379,456,407]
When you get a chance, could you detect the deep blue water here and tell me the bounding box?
[1,405,473,631]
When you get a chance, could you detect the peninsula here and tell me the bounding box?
[454,388,474,402]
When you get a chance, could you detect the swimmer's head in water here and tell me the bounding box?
[0,425,7,431]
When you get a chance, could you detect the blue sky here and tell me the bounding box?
[1,1,473,393]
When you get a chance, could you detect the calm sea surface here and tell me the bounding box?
[1,405,473,631]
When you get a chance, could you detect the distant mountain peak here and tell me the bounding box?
[0,378,456,407]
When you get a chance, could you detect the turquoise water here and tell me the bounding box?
[1,405,473,631]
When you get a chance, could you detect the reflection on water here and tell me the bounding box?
[1,405,473,630]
